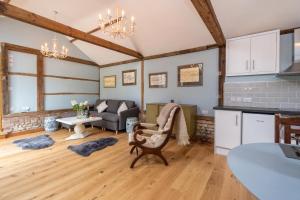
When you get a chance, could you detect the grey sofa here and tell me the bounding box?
[90,99,140,134]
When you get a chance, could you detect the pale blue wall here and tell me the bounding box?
[0,17,90,59]
[99,49,219,115]
[100,62,141,107]
[0,17,100,112]
[144,48,219,116]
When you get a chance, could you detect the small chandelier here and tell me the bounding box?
[40,11,68,59]
[98,7,136,39]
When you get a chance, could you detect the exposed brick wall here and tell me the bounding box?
[195,117,214,143]
[2,111,75,134]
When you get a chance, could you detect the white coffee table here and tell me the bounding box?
[56,116,102,140]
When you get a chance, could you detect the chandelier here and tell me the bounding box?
[98,7,136,39]
[40,11,68,59]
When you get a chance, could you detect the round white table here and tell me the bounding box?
[228,143,300,200]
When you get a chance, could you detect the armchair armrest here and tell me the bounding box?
[140,123,157,128]
[142,129,163,135]
[119,107,140,129]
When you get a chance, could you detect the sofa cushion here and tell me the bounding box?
[101,112,119,122]
[106,100,121,113]
[124,100,135,109]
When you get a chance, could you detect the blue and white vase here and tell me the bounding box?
[44,116,59,132]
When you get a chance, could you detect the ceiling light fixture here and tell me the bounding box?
[40,11,68,59]
[98,7,136,39]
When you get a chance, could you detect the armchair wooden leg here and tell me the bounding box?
[130,152,145,168]
[130,146,136,154]
[157,152,168,166]
[115,130,118,135]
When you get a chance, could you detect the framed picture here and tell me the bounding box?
[122,69,136,86]
[103,75,116,88]
[149,72,168,88]
[177,63,203,87]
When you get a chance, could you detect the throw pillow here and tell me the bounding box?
[117,102,128,116]
[97,101,108,113]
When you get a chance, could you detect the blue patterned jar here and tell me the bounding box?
[44,116,59,132]
[126,117,139,134]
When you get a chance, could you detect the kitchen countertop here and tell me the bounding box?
[214,105,300,115]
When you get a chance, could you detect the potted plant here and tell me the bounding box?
[71,100,89,118]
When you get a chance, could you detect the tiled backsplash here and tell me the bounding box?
[224,80,300,109]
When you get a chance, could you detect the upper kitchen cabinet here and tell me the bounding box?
[226,30,280,76]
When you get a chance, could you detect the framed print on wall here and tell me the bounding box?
[149,72,168,88]
[177,63,203,87]
[122,69,136,86]
[103,75,116,88]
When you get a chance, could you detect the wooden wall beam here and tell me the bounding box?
[0,2,143,59]
[144,44,218,60]
[218,46,225,106]
[280,27,299,35]
[37,54,44,111]
[44,92,99,96]
[0,43,4,133]
[1,43,9,115]
[191,0,225,46]
[100,44,218,68]
[140,60,144,114]
[4,43,100,67]
[100,58,141,68]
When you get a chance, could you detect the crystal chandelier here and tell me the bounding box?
[40,11,68,59]
[98,7,136,39]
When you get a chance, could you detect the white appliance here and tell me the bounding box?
[242,113,275,144]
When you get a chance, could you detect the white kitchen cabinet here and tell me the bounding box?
[227,38,251,75]
[215,110,242,155]
[226,30,280,76]
[242,113,275,144]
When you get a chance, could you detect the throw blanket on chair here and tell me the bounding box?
[157,103,190,146]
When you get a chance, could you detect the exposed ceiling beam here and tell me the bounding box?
[70,17,121,43]
[100,44,218,68]
[191,0,225,46]
[0,2,143,59]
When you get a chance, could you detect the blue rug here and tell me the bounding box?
[13,135,55,150]
[68,137,118,157]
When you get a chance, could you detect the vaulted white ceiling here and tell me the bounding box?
[211,0,300,39]
[10,0,300,65]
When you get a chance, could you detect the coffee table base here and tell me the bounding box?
[65,123,91,141]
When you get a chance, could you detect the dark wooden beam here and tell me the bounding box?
[0,2,143,59]
[0,43,4,133]
[191,0,225,46]
[144,44,218,60]
[218,46,225,106]
[37,54,44,111]
[70,17,121,43]
[0,43,9,115]
[100,44,219,68]
[280,27,299,35]
[140,60,144,114]
[100,58,141,68]
[4,43,100,67]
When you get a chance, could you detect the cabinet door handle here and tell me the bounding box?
[256,120,264,123]
[252,60,255,70]
[235,115,238,126]
[246,60,249,70]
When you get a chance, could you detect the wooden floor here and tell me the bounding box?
[0,129,256,200]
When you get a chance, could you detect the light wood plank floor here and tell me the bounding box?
[0,129,256,200]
